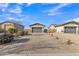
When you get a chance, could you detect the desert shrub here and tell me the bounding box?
[66,40,73,45]
[0,33,14,44]
[48,29,56,33]
[8,28,16,34]
[17,29,24,36]
[52,29,56,33]
[56,36,59,40]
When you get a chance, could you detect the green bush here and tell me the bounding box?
[8,28,16,34]
[17,29,24,36]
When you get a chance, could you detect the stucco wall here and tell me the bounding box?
[1,23,15,30]
[49,25,56,29]
[49,22,79,33]
[64,23,78,34]
[0,22,24,31]
[55,26,64,33]
[30,24,44,33]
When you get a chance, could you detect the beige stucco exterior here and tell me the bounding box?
[55,26,64,33]
[48,25,56,30]
[64,23,79,34]
[49,21,79,34]
[1,23,15,30]
[29,23,45,33]
[0,22,24,32]
[48,25,64,33]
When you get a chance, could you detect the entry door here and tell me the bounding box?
[32,27,42,33]
[64,27,76,33]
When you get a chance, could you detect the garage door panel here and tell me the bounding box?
[32,27,42,33]
[64,27,76,33]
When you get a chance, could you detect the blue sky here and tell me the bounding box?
[0,3,79,29]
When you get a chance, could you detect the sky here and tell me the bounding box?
[0,3,79,29]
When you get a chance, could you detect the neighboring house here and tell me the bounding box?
[0,21,24,32]
[63,21,79,33]
[55,25,64,33]
[48,24,57,30]
[48,24,57,33]
[49,21,79,34]
[29,23,45,33]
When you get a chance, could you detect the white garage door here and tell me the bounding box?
[64,27,76,33]
[32,27,42,33]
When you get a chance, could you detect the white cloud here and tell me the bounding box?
[5,16,22,24]
[49,3,70,12]
[6,16,20,21]
[17,3,33,7]
[5,14,29,21]
[17,3,23,5]
[9,5,22,14]
[46,3,71,16]
[48,12,62,16]
[5,17,18,21]
[66,18,79,22]
[0,3,9,12]
[0,3,8,7]
[7,17,14,19]
[26,3,33,6]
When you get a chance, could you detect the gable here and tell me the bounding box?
[30,23,45,27]
[64,22,78,26]
[31,24,44,27]
[1,22,14,26]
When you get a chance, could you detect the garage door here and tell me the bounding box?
[64,27,76,33]
[32,27,42,33]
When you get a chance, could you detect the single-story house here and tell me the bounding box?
[63,21,79,33]
[48,21,79,34]
[48,24,57,33]
[29,23,45,33]
[0,21,24,32]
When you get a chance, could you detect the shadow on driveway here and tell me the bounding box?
[3,37,30,45]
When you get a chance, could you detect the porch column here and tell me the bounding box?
[42,27,44,33]
[76,26,79,34]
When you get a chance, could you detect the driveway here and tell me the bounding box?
[0,33,79,56]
